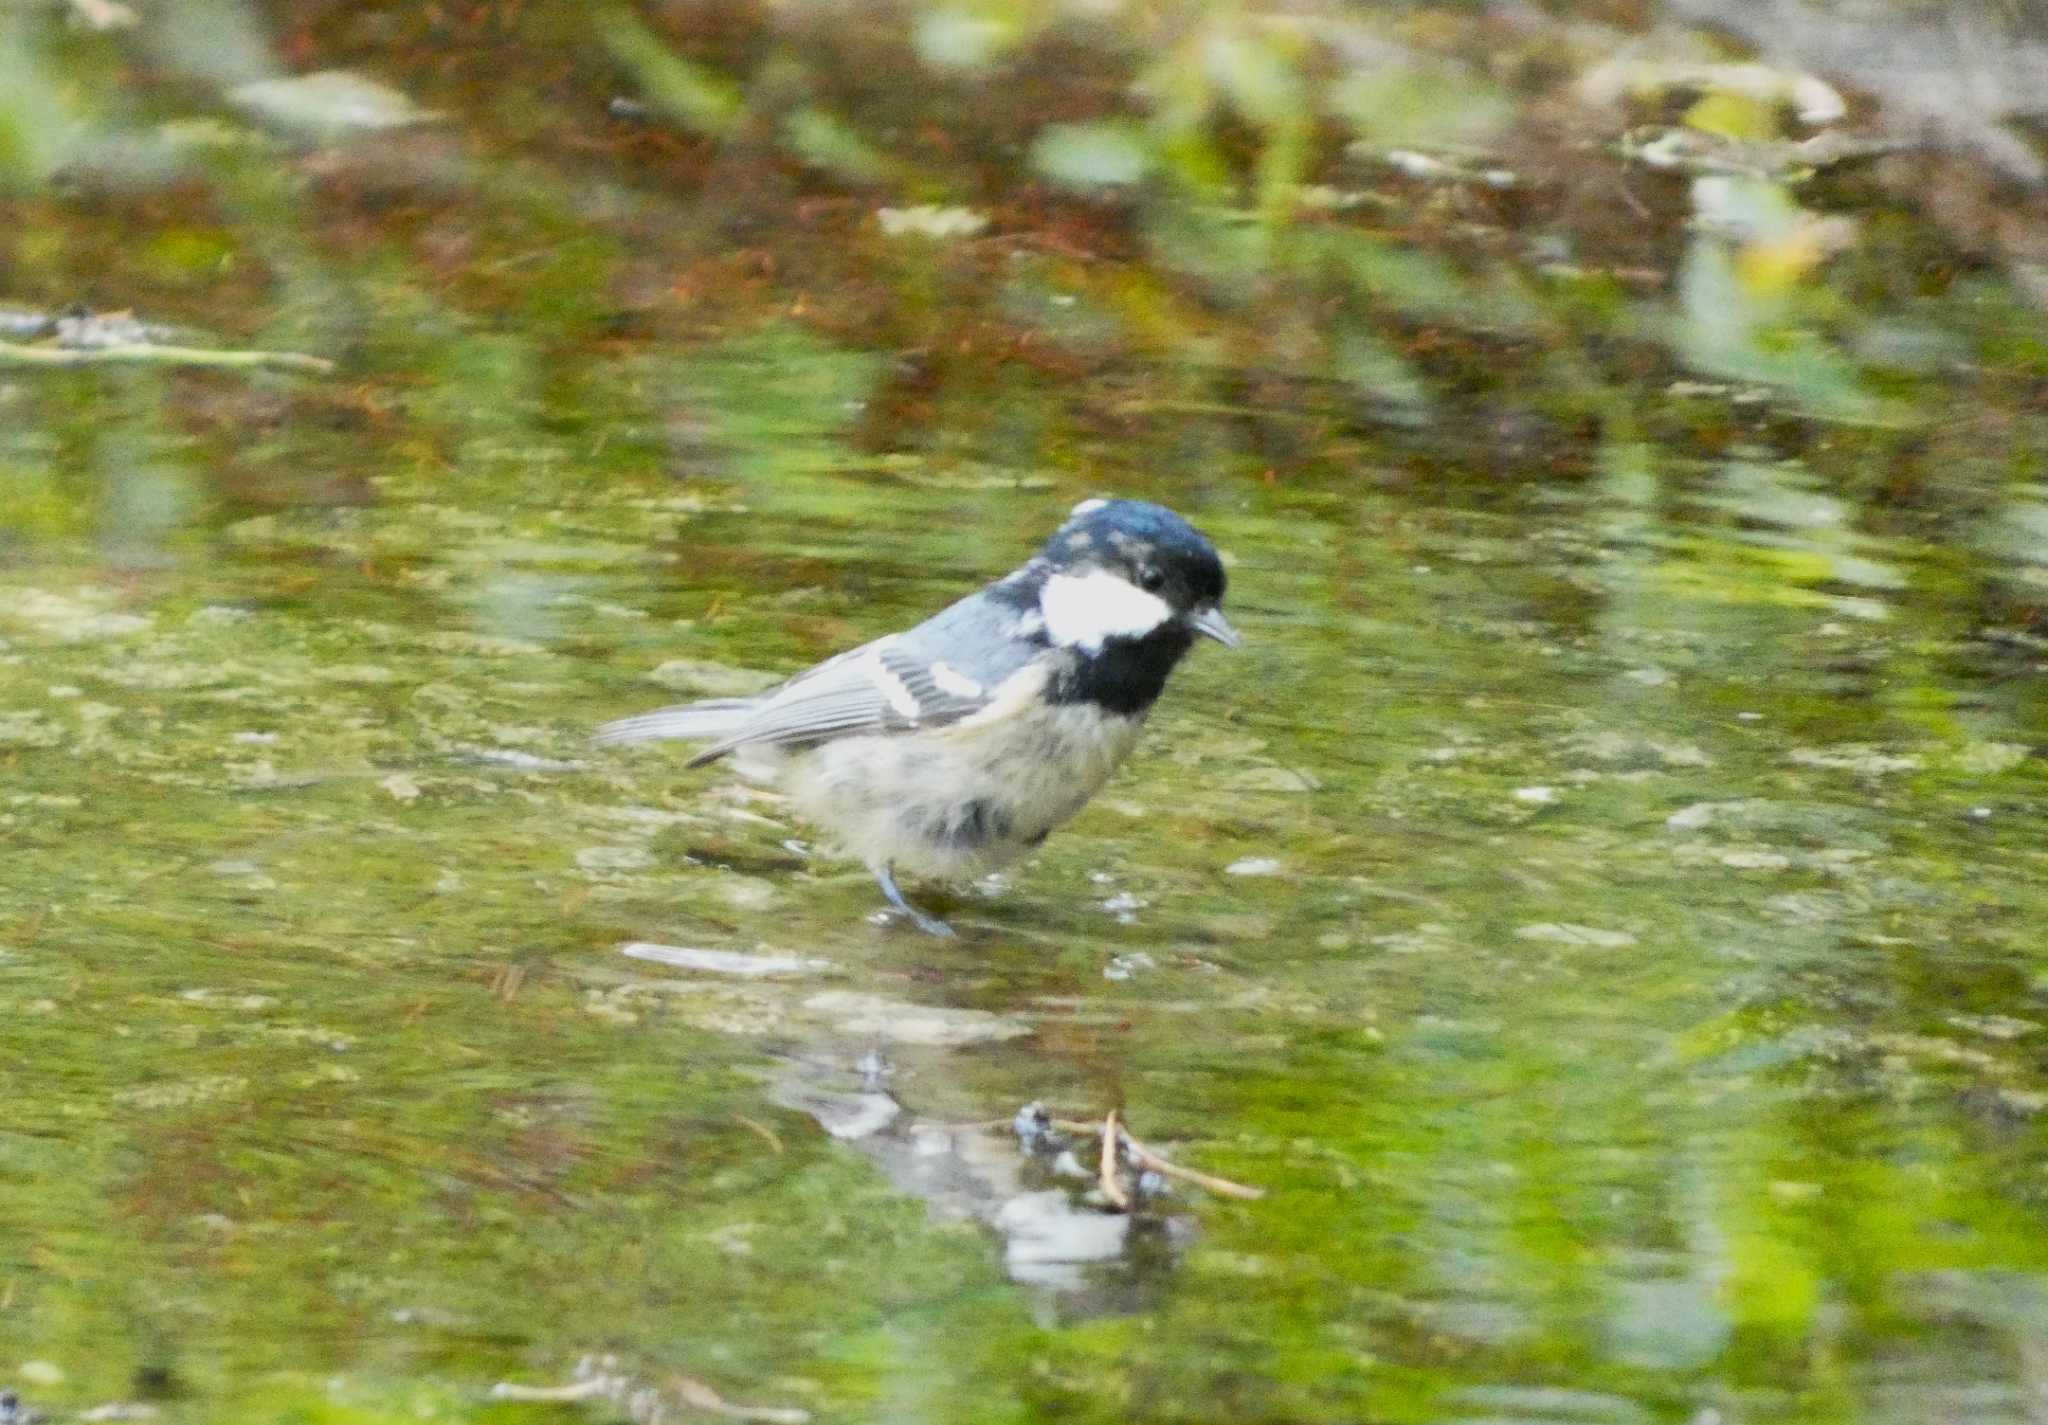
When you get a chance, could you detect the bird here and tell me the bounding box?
[595,497,1239,936]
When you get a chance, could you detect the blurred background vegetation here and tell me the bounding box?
[5,0,2046,481]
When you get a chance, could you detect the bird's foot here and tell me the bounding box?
[896,904,957,938]
[870,863,957,938]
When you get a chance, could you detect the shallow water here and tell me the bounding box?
[6,3,2048,1423]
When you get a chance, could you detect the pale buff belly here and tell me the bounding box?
[770,703,1147,880]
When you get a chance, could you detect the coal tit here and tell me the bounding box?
[595,498,1239,936]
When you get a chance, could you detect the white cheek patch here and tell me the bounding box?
[1039,569,1173,651]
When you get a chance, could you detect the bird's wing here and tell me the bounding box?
[680,638,1012,765]
[601,586,1053,766]
[589,697,761,749]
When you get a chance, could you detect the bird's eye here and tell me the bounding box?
[1137,567,1166,592]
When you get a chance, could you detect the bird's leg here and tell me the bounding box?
[870,862,955,938]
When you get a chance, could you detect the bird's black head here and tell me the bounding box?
[1027,498,1238,717]
[1035,498,1237,653]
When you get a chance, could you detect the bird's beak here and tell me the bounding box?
[1189,606,1242,648]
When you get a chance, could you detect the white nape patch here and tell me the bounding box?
[1069,497,1108,518]
[929,661,983,699]
[1039,569,1172,651]
[861,641,922,720]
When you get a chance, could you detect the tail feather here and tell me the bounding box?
[592,697,758,750]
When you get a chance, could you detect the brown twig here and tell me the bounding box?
[489,1379,609,1403]
[1121,1129,1266,1201]
[1047,1116,1266,1201]
[672,1374,812,1423]
[1098,1108,1130,1209]
[733,1113,784,1154]
[492,1359,809,1423]
[0,339,335,374]
[490,962,525,1002]
[1048,1117,1107,1134]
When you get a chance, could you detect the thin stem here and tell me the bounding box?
[0,340,335,374]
